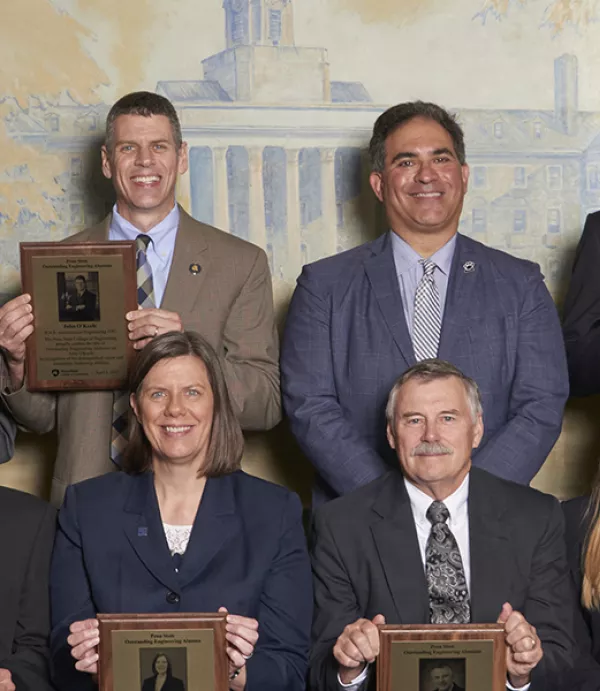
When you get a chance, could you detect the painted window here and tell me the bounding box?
[513,209,527,233]
[269,10,282,45]
[546,165,563,190]
[547,208,561,234]
[588,165,600,191]
[493,122,503,138]
[513,166,527,188]
[473,166,487,188]
[472,208,487,233]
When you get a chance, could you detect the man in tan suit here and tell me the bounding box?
[0,91,280,505]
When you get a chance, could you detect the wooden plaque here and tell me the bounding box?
[98,612,229,691]
[20,242,137,391]
[377,624,506,691]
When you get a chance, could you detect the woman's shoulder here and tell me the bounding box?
[225,470,303,511]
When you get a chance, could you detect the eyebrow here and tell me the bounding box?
[400,408,461,417]
[390,147,456,166]
[116,138,171,147]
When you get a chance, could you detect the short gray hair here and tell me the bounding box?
[385,359,482,425]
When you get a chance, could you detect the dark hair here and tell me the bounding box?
[123,331,244,476]
[386,358,482,425]
[369,101,466,172]
[151,653,173,677]
[74,275,86,283]
[105,91,183,152]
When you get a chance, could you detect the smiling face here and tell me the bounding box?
[386,375,483,500]
[74,278,86,294]
[131,354,214,470]
[369,117,469,246]
[154,655,169,675]
[431,666,453,690]
[101,114,188,228]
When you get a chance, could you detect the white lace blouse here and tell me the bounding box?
[162,523,193,556]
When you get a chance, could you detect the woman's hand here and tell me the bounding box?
[67,618,100,675]
[218,607,259,690]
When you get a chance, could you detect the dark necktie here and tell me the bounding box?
[425,500,471,624]
[110,235,156,464]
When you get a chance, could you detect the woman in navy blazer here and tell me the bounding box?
[50,331,312,691]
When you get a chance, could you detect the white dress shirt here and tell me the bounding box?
[338,475,530,691]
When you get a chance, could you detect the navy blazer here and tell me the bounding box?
[281,232,568,502]
[50,471,312,691]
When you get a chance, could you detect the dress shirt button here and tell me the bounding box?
[166,591,180,604]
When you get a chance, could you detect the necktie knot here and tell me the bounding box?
[136,234,151,252]
[420,258,436,277]
[426,500,450,526]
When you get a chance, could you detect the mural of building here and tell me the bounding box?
[4,0,600,302]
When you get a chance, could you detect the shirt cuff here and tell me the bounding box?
[338,663,370,689]
[506,680,531,691]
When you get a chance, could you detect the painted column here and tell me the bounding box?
[320,147,338,258]
[286,148,302,279]
[248,146,267,250]
[213,146,229,232]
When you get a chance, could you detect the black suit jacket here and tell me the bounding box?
[309,468,573,691]
[563,211,600,396]
[141,675,185,691]
[0,486,56,691]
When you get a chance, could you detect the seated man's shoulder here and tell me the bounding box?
[0,485,53,522]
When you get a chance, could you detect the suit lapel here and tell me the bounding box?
[438,234,481,359]
[468,469,512,622]
[177,474,240,588]
[162,207,209,313]
[363,233,415,366]
[370,473,429,624]
[122,473,180,593]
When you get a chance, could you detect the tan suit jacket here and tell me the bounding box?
[2,208,280,505]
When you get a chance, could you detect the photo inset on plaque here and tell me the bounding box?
[419,658,466,691]
[139,648,188,691]
[57,271,100,322]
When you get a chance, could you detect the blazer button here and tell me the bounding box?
[166,591,180,604]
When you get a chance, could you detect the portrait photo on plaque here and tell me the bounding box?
[139,648,187,691]
[419,658,466,691]
[57,271,100,322]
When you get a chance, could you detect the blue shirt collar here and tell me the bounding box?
[390,231,457,277]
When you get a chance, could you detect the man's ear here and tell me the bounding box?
[369,171,384,203]
[472,413,484,450]
[386,422,396,450]
[101,145,112,180]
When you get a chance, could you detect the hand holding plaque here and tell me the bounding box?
[497,603,542,688]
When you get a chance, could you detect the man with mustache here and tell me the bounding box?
[281,100,568,505]
[309,359,573,690]
[0,91,280,505]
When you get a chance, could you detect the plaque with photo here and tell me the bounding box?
[377,624,506,691]
[20,242,137,391]
[97,613,229,691]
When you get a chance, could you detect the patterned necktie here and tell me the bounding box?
[425,500,471,624]
[110,235,156,464]
[413,259,441,361]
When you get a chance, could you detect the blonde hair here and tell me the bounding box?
[582,473,600,610]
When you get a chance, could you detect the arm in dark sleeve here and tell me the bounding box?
[1,502,56,691]
[281,268,390,497]
[221,248,281,431]
[246,493,312,691]
[563,213,600,396]
[0,408,16,463]
[309,510,367,691]
[525,499,574,687]
[472,269,568,484]
[50,487,96,691]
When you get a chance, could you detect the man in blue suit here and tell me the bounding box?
[281,100,568,504]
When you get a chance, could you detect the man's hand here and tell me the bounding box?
[497,602,543,687]
[0,294,34,389]
[334,614,386,684]
[67,618,100,675]
[0,669,15,691]
[126,308,183,350]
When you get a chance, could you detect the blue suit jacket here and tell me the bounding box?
[281,232,568,502]
[50,471,312,691]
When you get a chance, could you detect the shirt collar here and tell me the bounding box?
[109,204,180,265]
[404,472,469,528]
[390,231,457,278]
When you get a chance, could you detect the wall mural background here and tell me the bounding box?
[2,0,600,501]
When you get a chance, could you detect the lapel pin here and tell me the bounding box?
[463,261,475,273]
[189,263,201,275]
[137,527,148,537]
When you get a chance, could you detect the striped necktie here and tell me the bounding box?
[109,234,156,464]
[412,258,441,361]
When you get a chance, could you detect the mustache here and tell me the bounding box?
[411,441,453,457]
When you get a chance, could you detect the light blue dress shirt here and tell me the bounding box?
[108,204,179,308]
[390,231,457,337]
